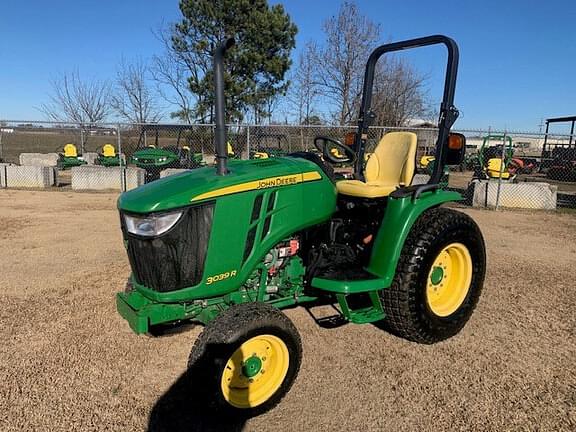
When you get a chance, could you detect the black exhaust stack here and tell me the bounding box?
[213,37,235,176]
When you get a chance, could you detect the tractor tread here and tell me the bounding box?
[188,302,302,417]
[379,207,486,344]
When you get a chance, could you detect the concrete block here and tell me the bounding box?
[81,152,99,165]
[71,166,145,191]
[5,165,55,188]
[411,174,430,185]
[160,168,190,178]
[472,180,557,210]
[19,153,60,167]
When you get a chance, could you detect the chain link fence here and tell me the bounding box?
[1,120,575,210]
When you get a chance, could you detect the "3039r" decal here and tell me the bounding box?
[206,270,237,285]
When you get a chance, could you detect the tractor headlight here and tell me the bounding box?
[124,211,183,237]
[158,157,167,162]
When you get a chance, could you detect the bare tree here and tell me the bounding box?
[315,1,430,127]
[150,26,204,124]
[315,2,380,125]
[288,42,320,125]
[39,70,111,125]
[369,59,431,126]
[110,58,163,124]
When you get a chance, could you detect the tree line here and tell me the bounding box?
[40,1,431,127]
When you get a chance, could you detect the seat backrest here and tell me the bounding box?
[486,158,510,178]
[63,143,78,157]
[102,144,116,157]
[365,132,417,186]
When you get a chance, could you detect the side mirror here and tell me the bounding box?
[445,133,466,165]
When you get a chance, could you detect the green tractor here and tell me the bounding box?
[474,134,516,181]
[250,133,290,159]
[116,36,485,416]
[130,124,206,182]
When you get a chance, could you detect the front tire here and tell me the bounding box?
[380,207,486,344]
[188,303,302,417]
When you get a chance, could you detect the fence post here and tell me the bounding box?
[80,127,85,155]
[1,125,6,186]
[117,124,126,192]
[495,131,507,210]
[246,125,250,159]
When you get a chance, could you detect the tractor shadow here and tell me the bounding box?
[147,342,247,432]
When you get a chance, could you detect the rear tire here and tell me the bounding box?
[379,207,485,344]
[188,303,302,417]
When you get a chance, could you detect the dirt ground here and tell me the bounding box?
[1,190,575,432]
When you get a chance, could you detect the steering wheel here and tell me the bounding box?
[313,136,356,164]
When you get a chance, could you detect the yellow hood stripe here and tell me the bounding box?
[191,171,322,202]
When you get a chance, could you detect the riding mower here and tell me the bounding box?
[57,143,87,169]
[116,35,485,416]
[250,133,290,159]
[96,144,121,167]
[415,152,450,187]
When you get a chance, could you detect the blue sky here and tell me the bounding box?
[0,0,574,131]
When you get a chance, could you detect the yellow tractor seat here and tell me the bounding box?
[101,144,116,158]
[63,143,78,158]
[486,158,511,179]
[253,152,269,159]
[336,132,417,198]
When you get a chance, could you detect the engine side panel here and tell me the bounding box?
[128,161,337,302]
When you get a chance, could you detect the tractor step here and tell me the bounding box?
[311,272,387,294]
[335,291,385,324]
[314,314,349,329]
[345,305,385,324]
[304,305,348,329]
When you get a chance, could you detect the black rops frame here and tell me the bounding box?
[542,115,576,158]
[353,35,460,185]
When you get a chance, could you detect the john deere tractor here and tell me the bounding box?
[130,124,206,182]
[116,36,485,416]
[474,134,516,181]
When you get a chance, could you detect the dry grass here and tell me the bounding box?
[0,190,575,431]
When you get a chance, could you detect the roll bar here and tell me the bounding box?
[353,35,460,185]
[213,37,235,176]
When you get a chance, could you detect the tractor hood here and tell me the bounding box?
[118,157,327,214]
[132,148,178,160]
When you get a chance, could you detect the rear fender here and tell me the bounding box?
[366,189,462,285]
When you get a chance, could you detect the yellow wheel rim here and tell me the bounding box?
[220,334,289,409]
[426,242,473,317]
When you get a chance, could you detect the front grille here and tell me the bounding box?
[122,203,214,292]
